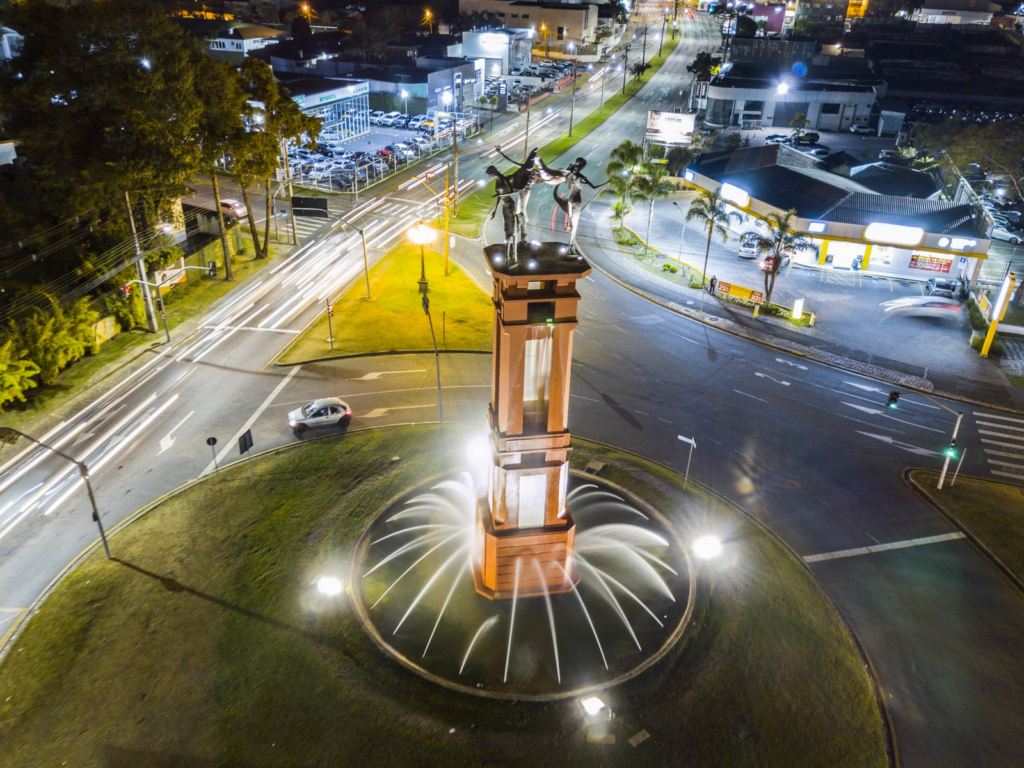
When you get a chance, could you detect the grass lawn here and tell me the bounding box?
[447,38,681,240]
[0,427,887,767]
[277,242,492,363]
[0,232,285,437]
[911,471,1024,582]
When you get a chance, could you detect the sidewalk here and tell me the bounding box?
[575,206,1024,413]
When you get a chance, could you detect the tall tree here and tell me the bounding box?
[0,337,40,412]
[632,163,676,257]
[0,0,227,223]
[603,140,646,217]
[915,118,1024,203]
[747,209,818,306]
[686,189,741,313]
[233,60,321,259]
[686,52,721,82]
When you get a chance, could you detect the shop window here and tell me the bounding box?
[743,100,764,112]
[874,246,893,267]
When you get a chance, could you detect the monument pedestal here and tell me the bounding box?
[472,242,591,601]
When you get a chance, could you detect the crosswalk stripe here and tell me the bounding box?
[986,458,1024,469]
[972,412,1024,425]
[977,421,1024,433]
[992,470,1024,479]
[978,429,1024,441]
[984,449,1024,460]
[981,438,1024,451]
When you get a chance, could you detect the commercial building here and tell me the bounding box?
[458,0,600,45]
[206,24,289,63]
[910,0,999,25]
[275,77,372,143]
[703,64,883,131]
[457,28,534,75]
[683,145,990,283]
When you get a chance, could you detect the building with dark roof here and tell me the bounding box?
[683,145,990,279]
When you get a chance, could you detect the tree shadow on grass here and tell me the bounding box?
[113,558,337,649]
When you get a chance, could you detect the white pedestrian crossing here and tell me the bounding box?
[973,411,1024,482]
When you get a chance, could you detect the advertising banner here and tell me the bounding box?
[715,281,763,304]
[909,253,952,273]
[646,111,696,144]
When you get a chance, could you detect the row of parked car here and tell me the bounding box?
[979,192,1023,244]
[369,111,434,130]
[285,136,436,188]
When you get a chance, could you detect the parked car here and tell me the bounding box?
[764,134,788,144]
[792,132,820,145]
[880,296,963,318]
[369,110,386,124]
[393,114,411,128]
[991,224,1022,244]
[220,199,247,220]
[287,398,352,434]
[738,232,759,259]
[408,114,428,130]
[379,111,402,127]
[878,149,900,160]
[926,277,958,298]
[850,124,874,134]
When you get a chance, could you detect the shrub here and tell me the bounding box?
[970,333,1005,356]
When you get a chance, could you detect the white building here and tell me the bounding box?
[911,0,998,24]
[1,26,23,63]
[207,25,289,63]
[457,29,534,75]
[703,69,883,131]
[459,0,600,46]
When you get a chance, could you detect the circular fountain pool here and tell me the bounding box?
[351,472,693,700]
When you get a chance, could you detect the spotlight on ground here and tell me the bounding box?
[693,536,722,559]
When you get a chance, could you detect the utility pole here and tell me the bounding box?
[281,139,299,245]
[659,14,667,58]
[422,294,443,427]
[523,99,531,162]
[124,191,158,334]
[210,172,233,280]
[451,121,460,216]
[937,412,964,489]
[569,69,578,136]
[641,25,649,66]
[600,66,606,112]
[622,46,630,95]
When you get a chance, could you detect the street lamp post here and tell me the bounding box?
[335,214,372,300]
[401,89,409,115]
[0,428,111,559]
[659,14,667,57]
[421,293,443,427]
[568,67,578,137]
[622,46,630,95]
[408,221,437,293]
[671,201,688,261]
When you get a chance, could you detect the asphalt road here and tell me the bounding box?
[1,12,1023,767]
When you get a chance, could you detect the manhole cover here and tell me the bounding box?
[706,316,720,323]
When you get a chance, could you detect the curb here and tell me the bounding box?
[904,468,1024,597]
[579,241,1024,415]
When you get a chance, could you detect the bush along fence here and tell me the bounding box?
[0,225,245,412]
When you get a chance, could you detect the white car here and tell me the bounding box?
[990,224,1021,244]
[219,199,247,220]
[880,296,963,318]
[850,124,874,135]
[288,398,352,434]
[738,232,759,259]
[379,111,402,126]
[369,110,386,125]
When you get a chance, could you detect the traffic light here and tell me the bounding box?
[121,283,132,297]
[327,304,334,318]
[944,439,957,459]
[885,390,900,409]
[208,260,218,277]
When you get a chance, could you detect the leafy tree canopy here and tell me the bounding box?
[686,52,721,82]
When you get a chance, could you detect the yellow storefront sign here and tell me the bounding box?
[715,280,764,304]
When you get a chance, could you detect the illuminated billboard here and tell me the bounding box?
[646,111,696,145]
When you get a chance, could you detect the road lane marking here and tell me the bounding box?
[803,532,965,563]
[754,372,790,386]
[158,411,195,456]
[202,366,301,477]
[733,390,767,403]
[659,418,672,424]
[856,431,942,457]
[349,370,427,381]
[842,402,944,432]
[199,325,299,335]
[775,357,808,370]
[362,405,434,418]
[634,410,648,416]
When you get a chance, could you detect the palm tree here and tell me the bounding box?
[686,189,741,314]
[632,163,675,257]
[747,209,818,306]
[789,112,809,141]
[603,139,645,217]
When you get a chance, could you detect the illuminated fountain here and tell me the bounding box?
[352,240,691,698]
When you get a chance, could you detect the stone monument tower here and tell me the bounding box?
[472,242,591,600]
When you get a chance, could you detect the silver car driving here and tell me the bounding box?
[288,398,352,433]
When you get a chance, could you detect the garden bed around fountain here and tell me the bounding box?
[0,426,888,767]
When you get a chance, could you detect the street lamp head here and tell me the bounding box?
[693,535,723,559]
[140,58,152,70]
[408,221,437,246]
[316,576,344,596]
[776,81,789,94]
[401,89,409,98]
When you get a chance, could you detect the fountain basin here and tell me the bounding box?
[351,472,694,700]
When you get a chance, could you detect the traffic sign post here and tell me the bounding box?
[239,429,255,482]
[206,436,220,479]
[678,434,696,489]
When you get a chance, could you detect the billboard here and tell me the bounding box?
[646,111,696,144]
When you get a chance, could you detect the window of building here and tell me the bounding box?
[821,103,841,114]
[522,13,530,18]
[511,13,518,18]
[557,26,565,39]
[497,11,505,17]
[743,100,764,112]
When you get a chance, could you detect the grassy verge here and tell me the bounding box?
[613,225,815,327]
[0,232,286,437]
[911,471,1024,582]
[0,427,886,767]
[277,242,492,363]
[448,37,681,240]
